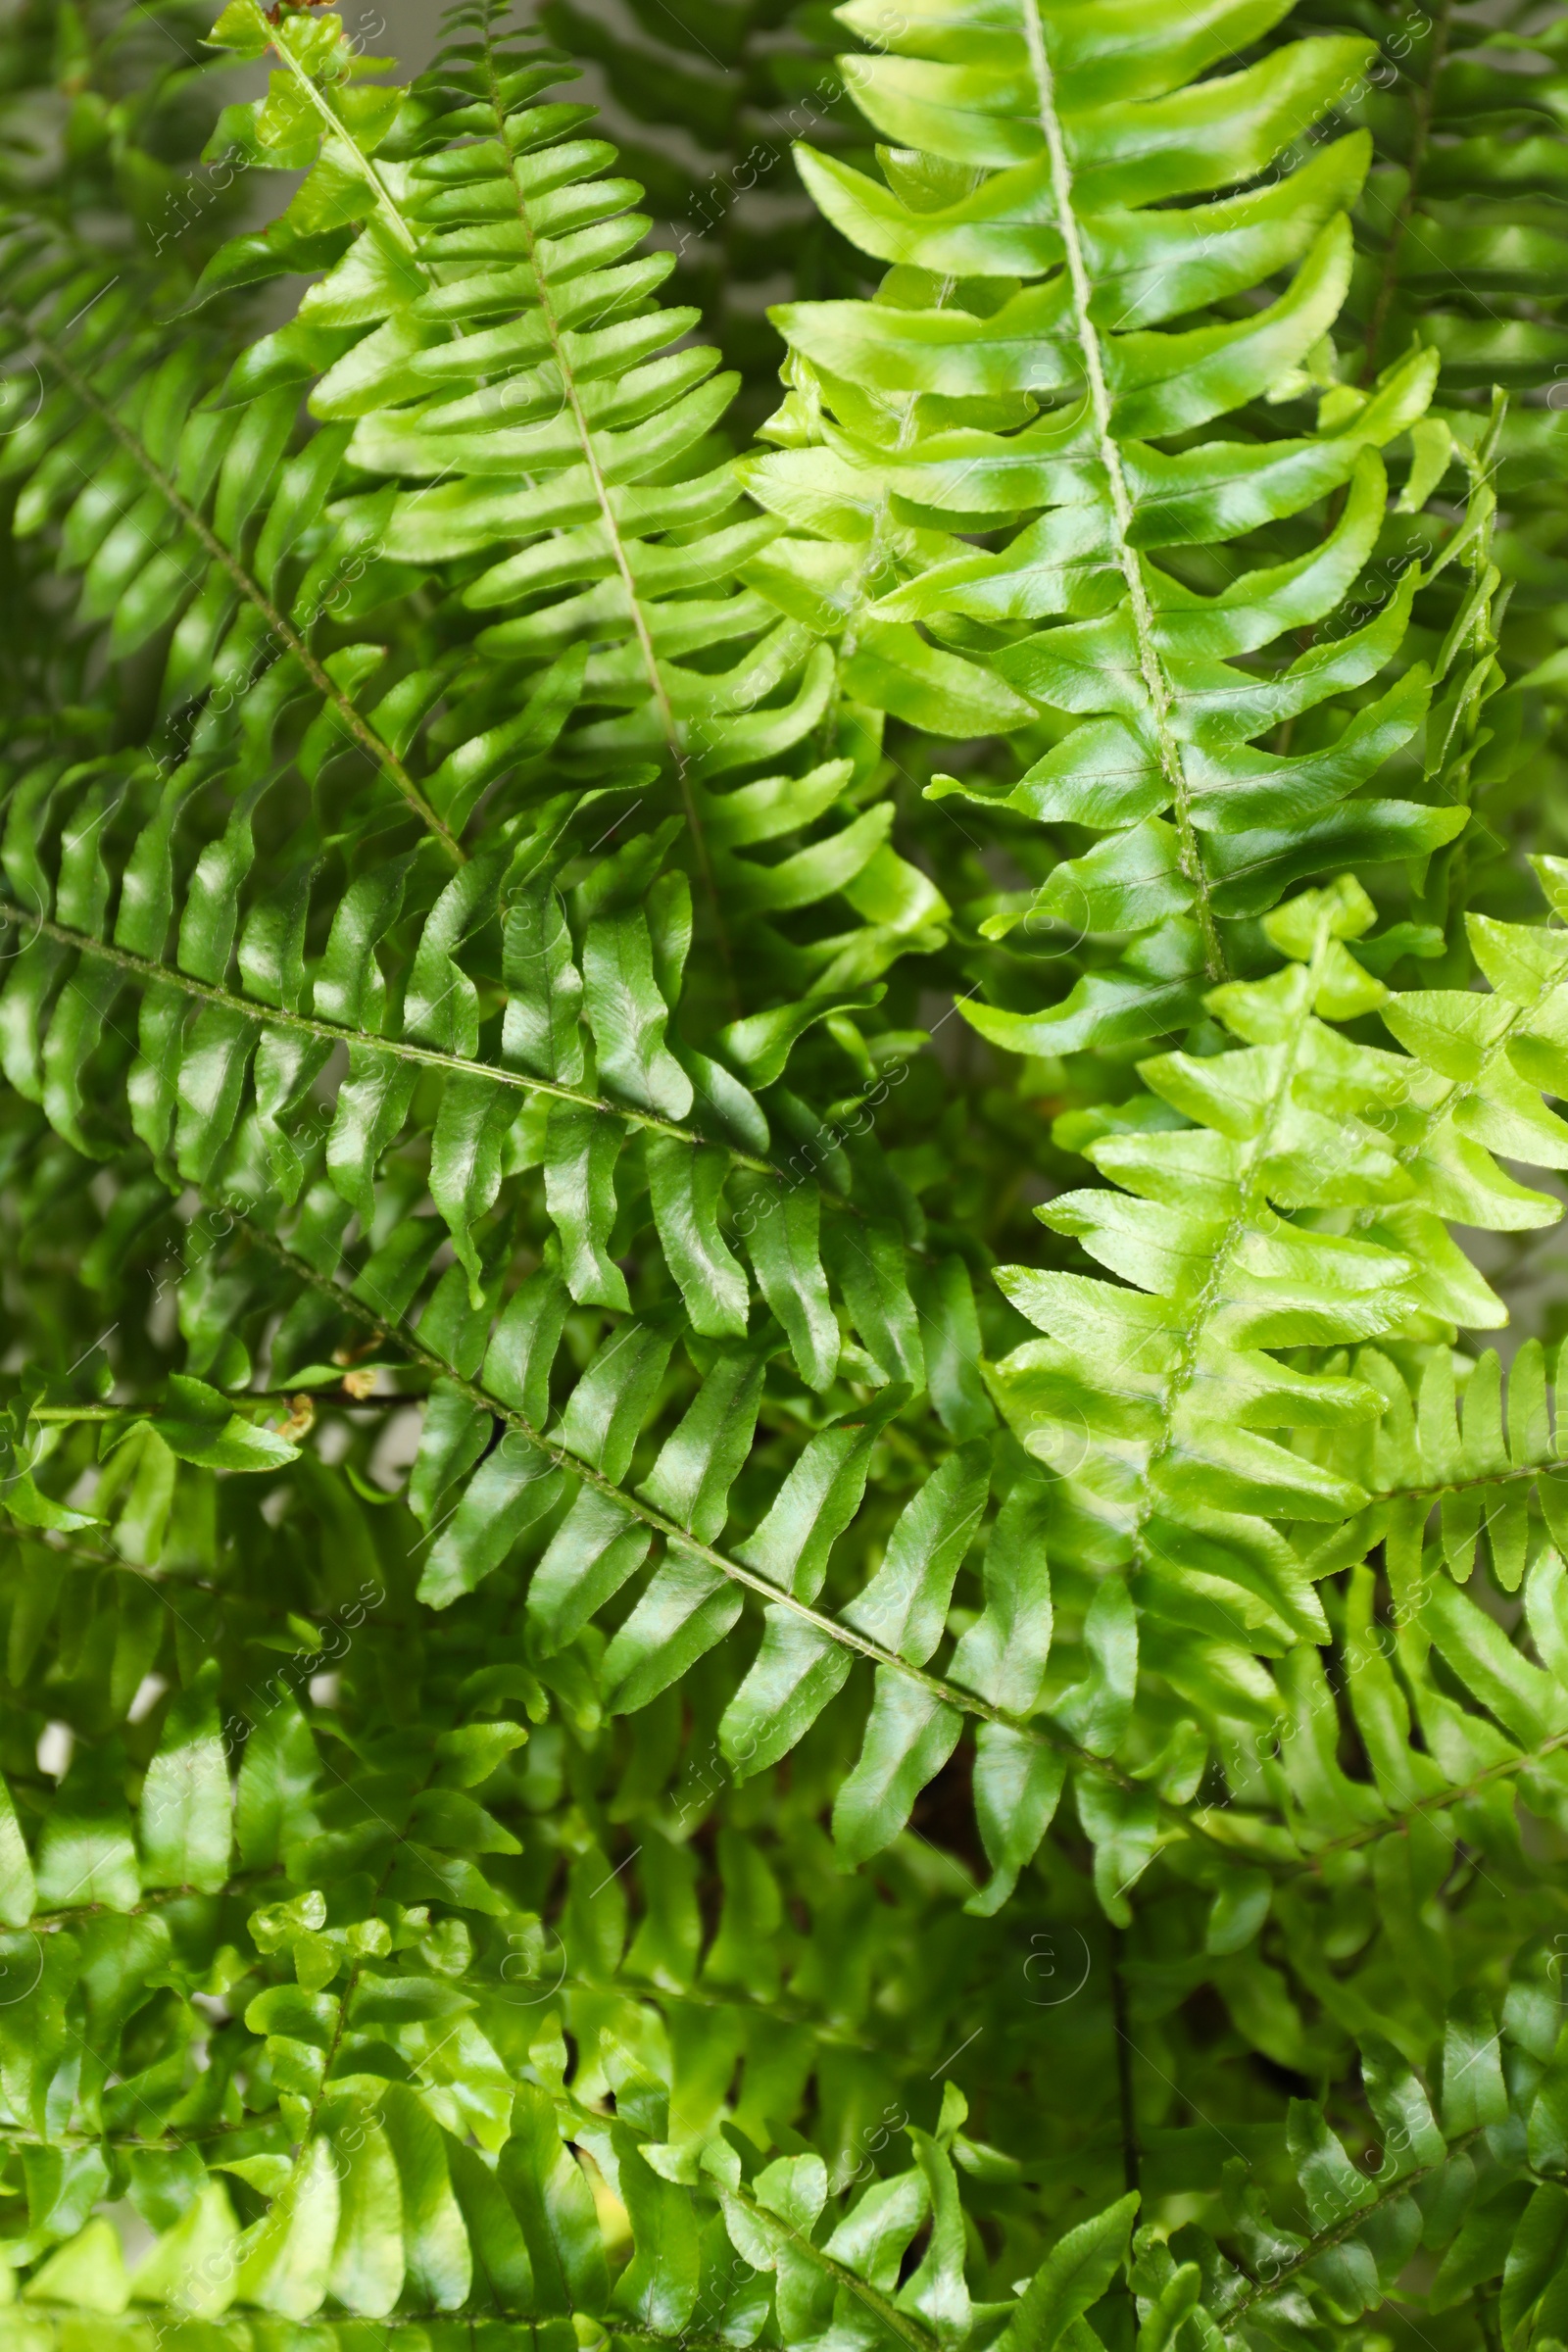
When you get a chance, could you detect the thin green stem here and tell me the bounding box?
[11,318,461,860]
[1226,2132,1476,2319]
[23,1392,375,1424]
[474,9,732,1001]
[1109,1927,1140,2200]
[7,2303,742,2352]
[1017,0,1224,985]
[1373,1459,1560,1506]
[242,1221,1156,1805]
[28,1872,269,1929]
[1365,917,1561,1220]
[0,901,768,1168]
[723,2178,939,2352]
[261,5,422,261]
[1277,1729,1568,1869]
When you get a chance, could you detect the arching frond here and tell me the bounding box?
[5,5,1568,2349]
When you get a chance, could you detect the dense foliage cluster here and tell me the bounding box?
[4,1,1568,2348]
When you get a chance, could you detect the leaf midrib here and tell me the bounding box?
[243,1220,1150,1805]
[1016,0,1225,985]
[1113,933,1339,1561]
[10,312,462,863]
[473,11,732,980]
[0,899,757,1159]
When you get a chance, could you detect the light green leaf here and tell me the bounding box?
[139,1666,231,1894]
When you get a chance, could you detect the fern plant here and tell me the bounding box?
[534,0,873,421]
[5,3,1568,2351]
[1280,0,1568,951]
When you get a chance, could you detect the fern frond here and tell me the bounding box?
[8,5,1568,2343]
[193,0,948,1002]
[0,1,255,751]
[17,859,1568,1919]
[283,0,775,807]
[0,1539,1051,2343]
[1311,1336,1568,1594]
[0,0,956,1501]
[0,0,1002,1875]
[1307,0,1568,396]
[980,873,1564,1836]
[536,0,869,420]
[760,0,1496,1047]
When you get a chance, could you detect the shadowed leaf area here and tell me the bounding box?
[2,3,1568,2350]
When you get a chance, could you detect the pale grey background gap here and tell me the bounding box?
[363,1,442,71]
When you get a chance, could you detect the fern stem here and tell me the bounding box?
[1108,1926,1140,2200]
[433,2328,743,2351]
[15,319,463,862]
[1192,1726,1568,1882]
[0,897,906,1295]
[0,902,917,1251]
[553,1969,882,2049]
[1225,2132,1477,2318]
[27,1872,268,1929]
[1017,0,1225,985]
[4,2292,746,2352]
[24,1394,325,1423]
[24,1403,132,1421]
[261,4,421,259]
[0,901,770,1168]
[1378,921,1560,1203]
[245,1220,1167,1807]
[473,4,732,996]
[722,2179,942,2352]
[0,2123,253,2151]
[1372,1460,1557,1504]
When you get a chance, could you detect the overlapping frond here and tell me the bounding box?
[0,0,992,1910]
[0,1511,1047,2342]
[1306,0,1568,395]
[1288,0,1568,930]
[0,0,255,750]
[6,2,1568,2349]
[534,0,871,419]
[0,210,464,859]
[760,0,1511,1048]
[989,869,1568,1644]
[1330,1337,1568,1591]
